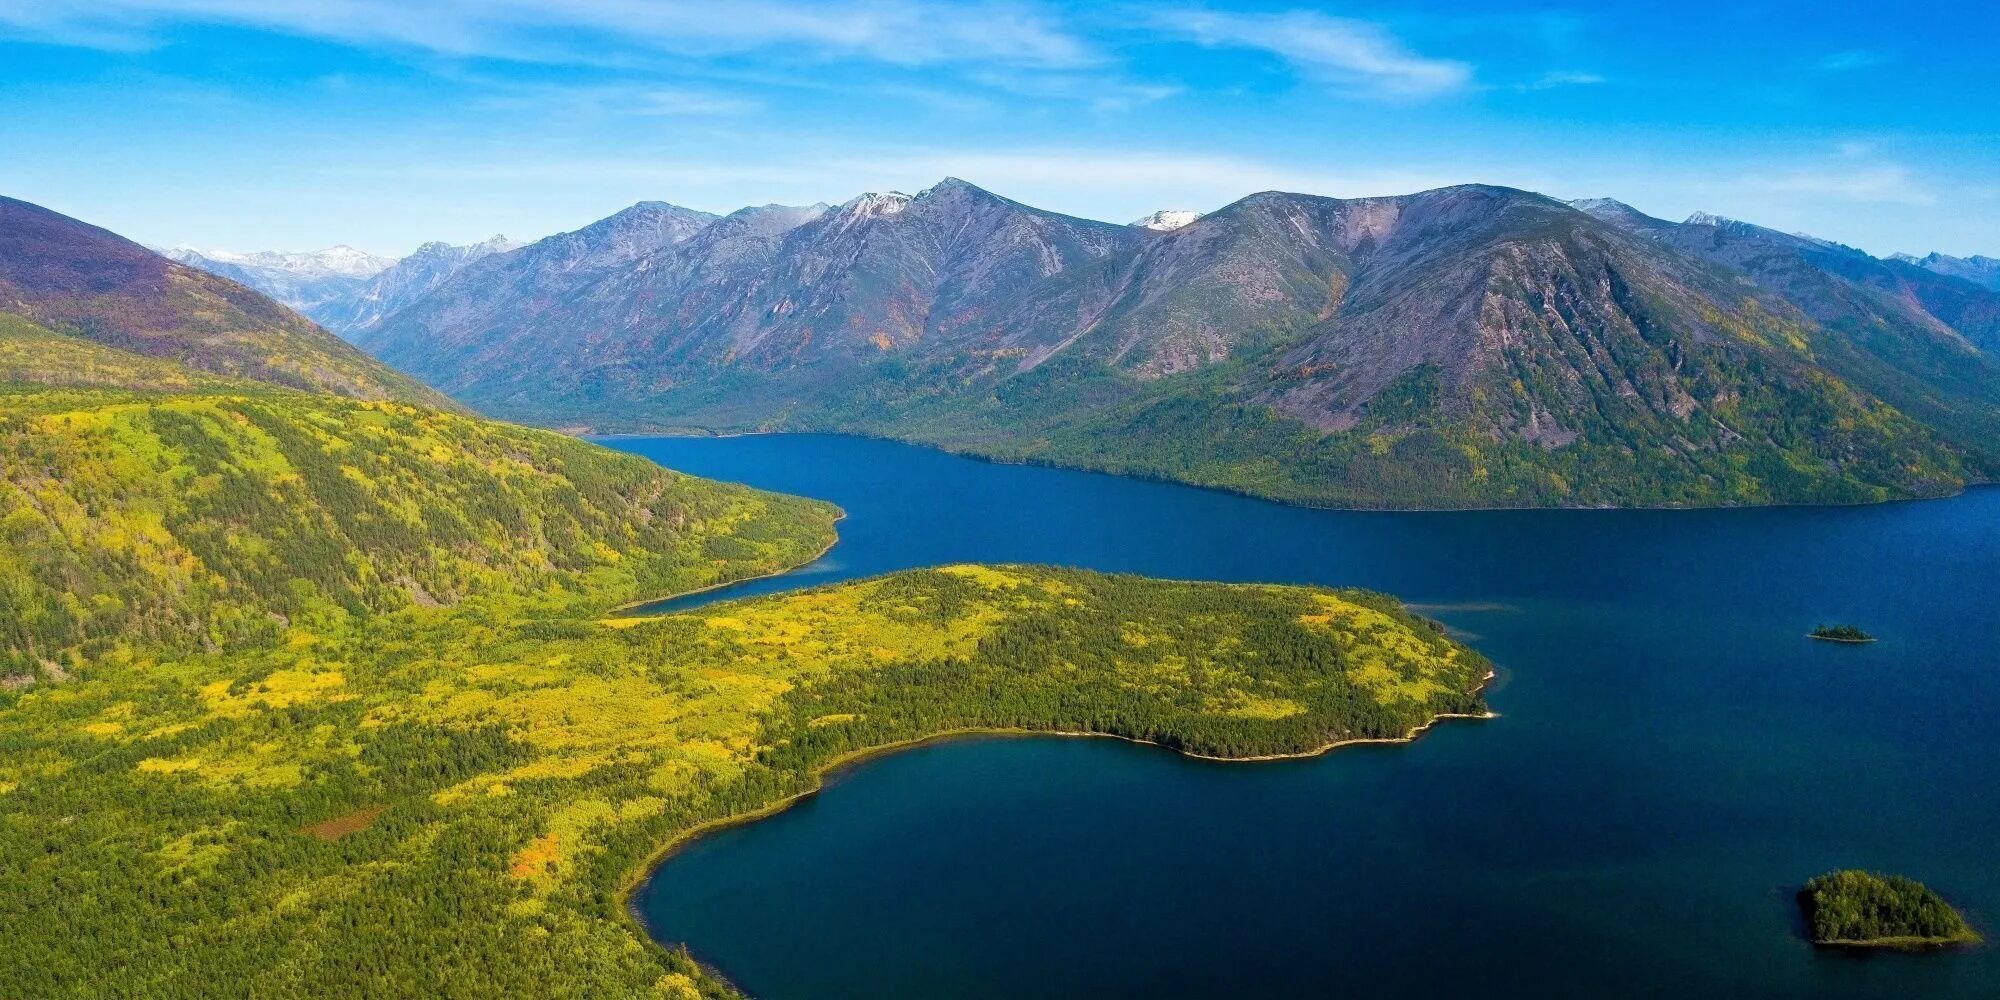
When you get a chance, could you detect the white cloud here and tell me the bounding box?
[1149,8,1472,97]
[1729,164,1933,206]
[0,0,1097,69]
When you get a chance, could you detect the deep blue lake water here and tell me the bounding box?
[606,434,2000,999]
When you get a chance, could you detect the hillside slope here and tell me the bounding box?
[1576,203,2000,458]
[0,196,446,406]
[0,399,836,678]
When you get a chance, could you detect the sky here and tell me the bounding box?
[1,1,1995,259]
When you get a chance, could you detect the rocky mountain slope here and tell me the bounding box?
[1575,200,2000,445]
[308,234,519,335]
[1896,251,2000,291]
[357,181,2000,508]
[0,196,446,405]
[351,201,722,384]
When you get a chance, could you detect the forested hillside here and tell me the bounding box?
[0,565,1488,998]
[0,340,836,683]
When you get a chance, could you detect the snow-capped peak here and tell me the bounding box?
[1131,210,1201,232]
[839,191,913,222]
[303,245,395,276]
[1683,211,1731,228]
[1568,198,1632,214]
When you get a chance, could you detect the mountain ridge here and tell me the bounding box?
[352,180,2000,508]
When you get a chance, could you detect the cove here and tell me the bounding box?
[606,434,2000,999]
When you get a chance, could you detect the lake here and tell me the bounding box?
[608,433,2000,999]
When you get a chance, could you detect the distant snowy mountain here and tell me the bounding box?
[166,244,393,278]
[164,244,395,318]
[1130,210,1202,231]
[311,235,521,337]
[163,238,525,337]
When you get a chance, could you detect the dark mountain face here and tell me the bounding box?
[363,179,1141,407]
[715,178,1142,365]
[352,202,720,392]
[1578,201,2000,351]
[0,196,445,405]
[1577,202,2000,464]
[353,181,2000,508]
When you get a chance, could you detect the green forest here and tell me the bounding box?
[1809,624,1875,642]
[1799,871,1979,948]
[0,322,1492,998]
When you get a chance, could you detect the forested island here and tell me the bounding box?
[1799,871,1979,949]
[1810,624,1876,643]
[0,323,1492,998]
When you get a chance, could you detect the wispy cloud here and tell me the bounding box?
[1521,70,1605,91]
[1694,145,1934,207]
[1,0,1097,69]
[966,70,1181,113]
[1148,8,1473,98]
[1817,49,1893,72]
[469,81,762,119]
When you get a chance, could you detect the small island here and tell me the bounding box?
[1809,624,1876,643]
[1799,870,1980,950]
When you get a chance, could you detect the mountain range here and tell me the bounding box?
[166,235,519,337]
[1893,251,2000,292]
[344,178,2000,509]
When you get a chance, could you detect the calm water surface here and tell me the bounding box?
[606,434,2000,999]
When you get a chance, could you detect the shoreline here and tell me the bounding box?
[1813,933,1981,951]
[604,517,844,618]
[584,427,1991,516]
[617,667,1500,985]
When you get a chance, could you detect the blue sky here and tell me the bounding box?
[1,1,1994,258]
